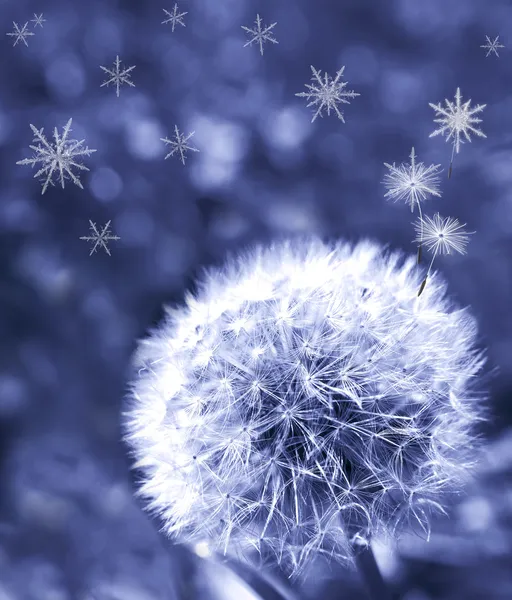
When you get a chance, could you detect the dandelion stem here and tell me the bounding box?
[354,544,393,600]
[448,142,456,179]
[416,202,424,265]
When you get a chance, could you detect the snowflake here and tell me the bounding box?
[162,4,187,32]
[241,14,278,56]
[6,22,34,47]
[429,88,486,177]
[413,213,473,296]
[383,147,442,212]
[100,56,136,97]
[80,220,120,256]
[480,35,504,58]
[295,65,360,123]
[161,125,199,165]
[16,118,97,195]
[31,13,46,29]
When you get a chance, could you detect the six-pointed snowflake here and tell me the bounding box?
[16,118,97,194]
[80,220,120,256]
[429,87,486,155]
[383,147,442,212]
[295,65,360,123]
[162,4,187,32]
[161,125,199,165]
[241,14,278,56]
[31,13,46,28]
[480,35,504,58]
[6,22,34,47]
[100,55,136,97]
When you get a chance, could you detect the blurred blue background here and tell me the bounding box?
[1,0,511,598]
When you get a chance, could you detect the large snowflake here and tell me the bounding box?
[16,118,96,194]
[100,55,136,97]
[429,87,486,176]
[295,65,360,123]
[6,22,34,47]
[382,147,442,212]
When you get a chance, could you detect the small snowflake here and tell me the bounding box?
[162,4,187,32]
[480,35,504,58]
[16,118,96,194]
[161,125,199,165]
[241,14,278,56]
[383,147,442,212]
[100,56,136,97]
[31,13,46,29]
[80,220,120,256]
[429,87,486,177]
[6,22,34,47]
[295,65,360,123]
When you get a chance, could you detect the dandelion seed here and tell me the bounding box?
[383,147,442,264]
[429,88,486,179]
[413,213,474,296]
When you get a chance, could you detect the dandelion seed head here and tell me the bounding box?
[124,237,487,577]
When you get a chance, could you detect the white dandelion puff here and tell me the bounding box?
[429,88,486,178]
[295,65,360,123]
[124,236,487,580]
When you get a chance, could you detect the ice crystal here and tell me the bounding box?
[162,4,187,32]
[296,65,360,123]
[383,147,442,213]
[31,13,46,29]
[6,22,34,47]
[124,237,487,578]
[241,14,278,56]
[429,88,486,177]
[480,35,504,58]
[79,220,120,256]
[16,118,96,194]
[161,125,199,165]
[100,55,136,97]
